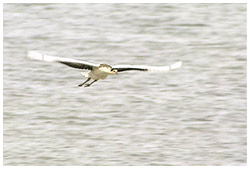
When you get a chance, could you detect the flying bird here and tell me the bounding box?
[27,51,183,87]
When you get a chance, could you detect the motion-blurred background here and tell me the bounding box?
[3,3,246,165]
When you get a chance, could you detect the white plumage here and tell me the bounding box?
[27,51,99,68]
[112,61,182,72]
[27,51,183,87]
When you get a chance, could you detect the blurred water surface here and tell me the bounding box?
[3,3,246,165]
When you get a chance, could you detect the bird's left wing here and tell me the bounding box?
[112,61,182,72]
[27,51,99,70]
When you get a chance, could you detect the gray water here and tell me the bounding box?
[3,3,247,166]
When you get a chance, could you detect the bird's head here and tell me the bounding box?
[111,69,118,75]
[99,64,118,75]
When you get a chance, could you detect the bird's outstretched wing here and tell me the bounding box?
[112,61,182,72]
[27,51,99,70]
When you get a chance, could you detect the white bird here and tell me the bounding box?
[27,51,183,87]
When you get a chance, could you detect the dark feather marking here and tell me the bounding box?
[58,61,93,70]
[99,64,112,68]
[112,67,147,72]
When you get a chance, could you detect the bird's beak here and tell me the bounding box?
[112,69,118,75]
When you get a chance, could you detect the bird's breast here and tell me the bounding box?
[89,69,109,80]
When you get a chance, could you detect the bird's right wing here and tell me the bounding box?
[112,61,183,72]
[27,51,99,70]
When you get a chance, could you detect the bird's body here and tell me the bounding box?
[89,64,114,80]
[27,51,182,87]
[89,67,109,80]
